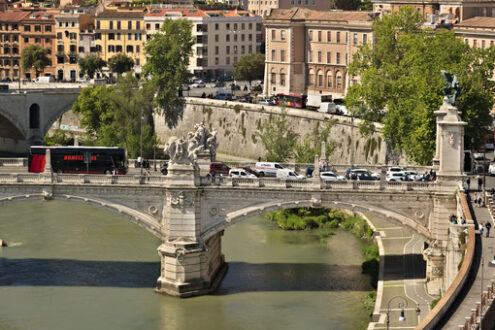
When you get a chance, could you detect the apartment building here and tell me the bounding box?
[263,8,374,98]
[0,10,29,80]
[372,0,495,23]
[95,6,147,73]
[54,6,95,81]
[145,8,262,79]
[248,0,331,16]
[20,10,57,80]
[454,16,495,50]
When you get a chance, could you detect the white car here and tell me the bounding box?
[387,166,406,176]
[276,169,306,180]
[320,171,345,181]
[489,164,495,176]
[473,152,485,160]
[386,172,407,182]
[403,170,421,181]
[191,82,206,88]
[229,168,257,178]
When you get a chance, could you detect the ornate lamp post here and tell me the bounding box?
[386,296,408,330]
[140,107,144,175]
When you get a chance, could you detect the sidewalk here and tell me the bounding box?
[442,197,495,329]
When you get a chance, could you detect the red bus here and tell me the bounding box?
[275,93,307,109]
[29,146,128,174]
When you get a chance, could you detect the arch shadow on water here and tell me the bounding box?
[0,258,160,288]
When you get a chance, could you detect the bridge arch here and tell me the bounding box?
[0,106,26,139]
[0,194,165,240]
[41,99,79,138]
[201,199,433,243]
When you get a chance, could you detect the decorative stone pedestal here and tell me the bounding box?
[424,243,445,295]
[156,232,228,298]
[167,164,199,186]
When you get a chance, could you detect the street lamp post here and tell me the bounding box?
[386,296,408,330]
[140,108,144,175]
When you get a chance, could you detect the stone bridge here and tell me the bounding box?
[0,170,456,298]
[0,90,80,155]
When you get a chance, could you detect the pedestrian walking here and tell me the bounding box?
[479,224,484,235]
[478,177,483,191]
[466,178,471,191]
[486,222,492,238]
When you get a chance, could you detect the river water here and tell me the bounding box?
[0,200,372,330]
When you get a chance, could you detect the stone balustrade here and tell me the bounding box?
[0,158,27,167]
[458,275,495,330]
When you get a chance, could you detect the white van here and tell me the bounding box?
[229,168,257,178]
[35,76,55,83]
[306,94,333,111]
[255,162,285,177]
[276,169,306,180]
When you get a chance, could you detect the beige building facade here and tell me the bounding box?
[55,7,94,81]
[263,8,374,99]
[248,0,332,17]
[145,9,261,80]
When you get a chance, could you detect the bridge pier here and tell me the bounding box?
[156,231,227,297]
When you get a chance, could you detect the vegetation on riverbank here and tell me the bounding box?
[264,208,379,286]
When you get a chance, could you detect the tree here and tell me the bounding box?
[144,18,195,128]
[257,109,298,162]
[234,53,265,86]
[294,122,337,163]
[79,54,106,79]
[108,53,135,75]
[72,73,157,158]
[346,7,495,165]
[21,44,50,78]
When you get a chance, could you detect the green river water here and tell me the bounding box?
[0,200,372,330]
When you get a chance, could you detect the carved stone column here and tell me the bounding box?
[435,97,467,185]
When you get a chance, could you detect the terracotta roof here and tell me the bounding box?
[98,9,145,19]
[0,10,31,22]
[455,16,495,29]
[21,11,58,22]
[145,8,255,18]
[267,8,373,22]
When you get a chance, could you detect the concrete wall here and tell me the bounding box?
[155,98,389,164]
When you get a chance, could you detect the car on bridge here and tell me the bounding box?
[347,168,380,180]
[255,162,285,177]
[386,172,407,182]
[320,171,345,181]
[276,169,306,180]
[229,168,257,178]
[210,162,230,176]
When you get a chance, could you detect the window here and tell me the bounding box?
[136,45,140,53]
[327,51,331,64]
[117,33,121,40]
[215,34,219,42]
[317,51,322,63]
[226,46,230,54]
[24,37,29,43]
[45,25,51,32]
[135,33,141,41]
[308,50,313,62]
[136,21,140,30]
[234,34,237,42]
[491,41,494,47]
[473,39,477,47]
[327,31,331,42]
[249,23,252,29]
[215,46,219,55]
[116,45,122,52]
[249,45,252,53]
[336,52,341,64]
[108,33,115,40]
[215,23,219,30]
[70,33,77,40]
[117,21,121,29]
[308,30,313,41]
[482,40,486,48]
[363,33,367,44]
[226,57,230,64]
[24,25,30,32]
[97,21,100,29]
[226,23,230,30]
[108,45,115,52]
[281,30,286,40]
[234,45,238,54]
[128,33,132,40]
[318,70,323,86]
[249,34,252,41]
[234,23,238,30]
[241,45,245,54]
[271,70,276,83]
[128,21,132,29]
[337,74,342,88]
[110,21,113,29]
[318,31,322,42]
[353,33,358,45]
[155,23,160,30]
[308,69,314,85]
[336,32,341,43]
[281,50,286,61]
[215,57,219,65]
[242,23,245,30]
[271,49,275,61]
[241,34,245,42]
[126,45,133,53]
[326,71,332,88]
[280,71,285,86]
[34,25,41,32]
[146,24,150,29]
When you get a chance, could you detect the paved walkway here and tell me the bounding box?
[442,194,495,329]
[367,215,434,329]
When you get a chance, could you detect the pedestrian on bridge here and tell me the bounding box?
[466,178,471,191]
[478,176,483,191]
[486,222,492,238]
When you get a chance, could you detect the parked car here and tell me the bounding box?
[473,152,485,160]
[258,98,276,106]
[355,172,377,181]
[386,172,407,182]
[403,170,421,181]
[234,166,259,177]
[191,81,206,88]
[255,162,285,177]
[489,163,495,176]
[210,162,230,176]
[276,169,306,180]
[320,171,345,181]
[349,168,379,180]
[229,168,257,178]
[216,92,233,100]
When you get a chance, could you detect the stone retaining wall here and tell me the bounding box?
[154,98,391,165]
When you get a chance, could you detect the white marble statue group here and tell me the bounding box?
[164,123,218,165]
